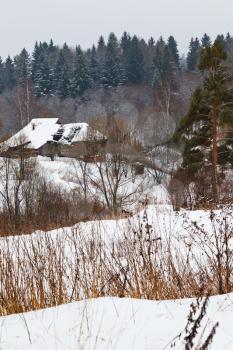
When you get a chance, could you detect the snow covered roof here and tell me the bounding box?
[4,118,106,150]
[55,123,106,144]
[5,118,60,149]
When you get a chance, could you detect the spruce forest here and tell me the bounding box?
[1,32,233,206]
[1,32,233,135]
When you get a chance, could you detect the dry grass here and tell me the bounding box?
[0,208,232,316]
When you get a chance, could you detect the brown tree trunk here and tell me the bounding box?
[211,99,218,204]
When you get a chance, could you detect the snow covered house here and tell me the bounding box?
[1,118,107,159]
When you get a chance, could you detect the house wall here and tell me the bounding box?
[1,147,38,158]
[39,142,61,158]
[39,140,107,160]
[59,140,106,159]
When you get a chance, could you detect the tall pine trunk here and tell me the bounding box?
[211,99,218,204]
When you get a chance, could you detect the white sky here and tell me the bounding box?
[0,0,233,58]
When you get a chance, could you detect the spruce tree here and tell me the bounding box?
[71,46,92,97]
[216,34,225,45]
[96,36,106,82]
[121,31,131,82]
[151,37,175,88]
[54,49,70,98]
[225,32,231,44]
[201,33,211,48]
[47,39,59,70]
[61,43,74,69]
[0,57,5,93]
[187,37,200,71]
[224,33,233,67]
[148,37,155,48]
[146,37,156,82]
[167,36,180,68]
[151,37,166,86]
[14,48,31,85]
[41,41,49,51]
[102,33,126,88]
[174,40,233,204]
[4,56,16,90]
[89,45,100,86]
[48,39,56,54]
[33,47,53,96]
[97,35,106,56]
[126,35,145,84]
[32,42,43,84]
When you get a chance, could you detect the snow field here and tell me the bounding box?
[1,294,233,349]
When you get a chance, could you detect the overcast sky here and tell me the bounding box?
[1,0,233,58]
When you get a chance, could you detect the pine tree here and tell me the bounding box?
[187,38,200,71]
[4,56,16,90]
[102,33,126,88]
[71,46,92,97]
[54,49,70,98]
[174,40,233,204]
[201,33,211,48]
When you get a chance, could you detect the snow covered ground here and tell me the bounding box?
[0,156,233,349]
[37,156,171,209]
[1,294,233,350]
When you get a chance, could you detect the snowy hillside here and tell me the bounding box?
[0,179,232,349]
[1,294,233,350]
[0,155,232,350]
[37,156,171,210]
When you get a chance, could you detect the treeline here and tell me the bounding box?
[1,32,233,99]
